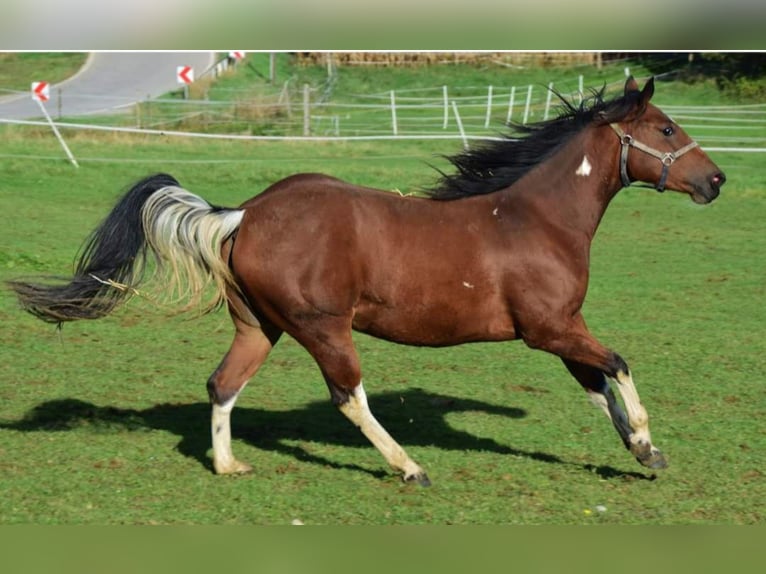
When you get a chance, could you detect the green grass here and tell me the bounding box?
[0,53,88,95]
[0,55,764,525]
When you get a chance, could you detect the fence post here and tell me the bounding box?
[522,85,533,124]
[484,85,493,128]
[578,75,584,104]
[303,83,310,136]
[390,90,398,136]
[279,81,292,118]
[442,85,449,129]
[544,82,554,120]
[451,101,469,150]
[506,86,515,124]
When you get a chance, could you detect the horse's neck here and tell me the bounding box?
[510,127,623,241]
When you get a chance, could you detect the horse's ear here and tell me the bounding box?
[639,77,655,106]
[624,75,640,95]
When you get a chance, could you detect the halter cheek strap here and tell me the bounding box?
[610,123,699,192]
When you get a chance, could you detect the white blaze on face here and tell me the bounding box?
[576,155,592,177]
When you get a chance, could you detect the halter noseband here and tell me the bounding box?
[610,123,699,192]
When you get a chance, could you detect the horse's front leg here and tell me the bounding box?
[525,314,667,469]
[562,358,633,449]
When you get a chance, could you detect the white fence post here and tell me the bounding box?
[390,90,398,136]
[484,85,493,128]
[578,75,584,103]
[303,83,310,136]
[442,85,449,129]
[451,101,469,150]
[279,81,292,118]
[506,86,516,124]
[522,85,533,124]
[544,82,554,120]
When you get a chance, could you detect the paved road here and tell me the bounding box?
[0,52,216,120]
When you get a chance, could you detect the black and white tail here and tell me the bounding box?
[8,173,244,324]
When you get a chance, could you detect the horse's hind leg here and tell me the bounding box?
[337,381,431,486]
[299,322,430,485]
[207,316,281,475]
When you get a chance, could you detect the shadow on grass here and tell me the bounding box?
[0,388,653,481]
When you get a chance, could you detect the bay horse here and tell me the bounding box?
[9,77,725,485]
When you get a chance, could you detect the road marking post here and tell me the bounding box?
[31,82,78,168]
[177,66,194,99]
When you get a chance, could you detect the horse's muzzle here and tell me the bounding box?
[692,171,726,204]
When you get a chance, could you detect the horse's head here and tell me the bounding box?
[609,77,726,204]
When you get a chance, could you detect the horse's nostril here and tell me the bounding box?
[713,172,726,187]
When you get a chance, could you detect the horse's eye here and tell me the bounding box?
[663,126,674,136]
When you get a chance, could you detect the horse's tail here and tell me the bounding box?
[8,173,245,324]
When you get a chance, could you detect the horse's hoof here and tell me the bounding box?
[636,448,667,470]
[214,459,253,475]
[404,471,431,487]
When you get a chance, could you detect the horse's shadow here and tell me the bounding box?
[0,388,652,481]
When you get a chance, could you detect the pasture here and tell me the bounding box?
[0,57,764,525]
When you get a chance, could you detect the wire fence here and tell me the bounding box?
[2,69,766,159]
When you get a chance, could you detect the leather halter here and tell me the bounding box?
[610,123,699,192]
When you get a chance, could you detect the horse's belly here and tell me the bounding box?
[352,299,516,347]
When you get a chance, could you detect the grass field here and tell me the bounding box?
[0,55,764,525]
[0,53,88,95]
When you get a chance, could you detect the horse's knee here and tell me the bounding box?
[206,369,227,404]
[325,381,354,408]
[311,341,362,401]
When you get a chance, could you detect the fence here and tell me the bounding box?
[2,71,766,154]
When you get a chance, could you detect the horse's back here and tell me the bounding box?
[239,172,386,208]
[230,173,516,346]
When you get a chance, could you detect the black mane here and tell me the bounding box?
[425,86,642,200]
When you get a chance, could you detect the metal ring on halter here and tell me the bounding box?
[661,153,675,166]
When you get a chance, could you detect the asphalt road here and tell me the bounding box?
[0,52,216,120]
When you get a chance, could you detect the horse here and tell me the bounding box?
[8,77,725,485]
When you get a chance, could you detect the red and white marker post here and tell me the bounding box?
[31,81,78,168]
[177,66,194,99]
[31,81,50,102]
[176,66,194,85]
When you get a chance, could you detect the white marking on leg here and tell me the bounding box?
[588,388,610,415]
[613,369,652,447]
[211,392,251,474]
[339,382,425,481]
[576,155,592,177]
[588,381,631,445]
